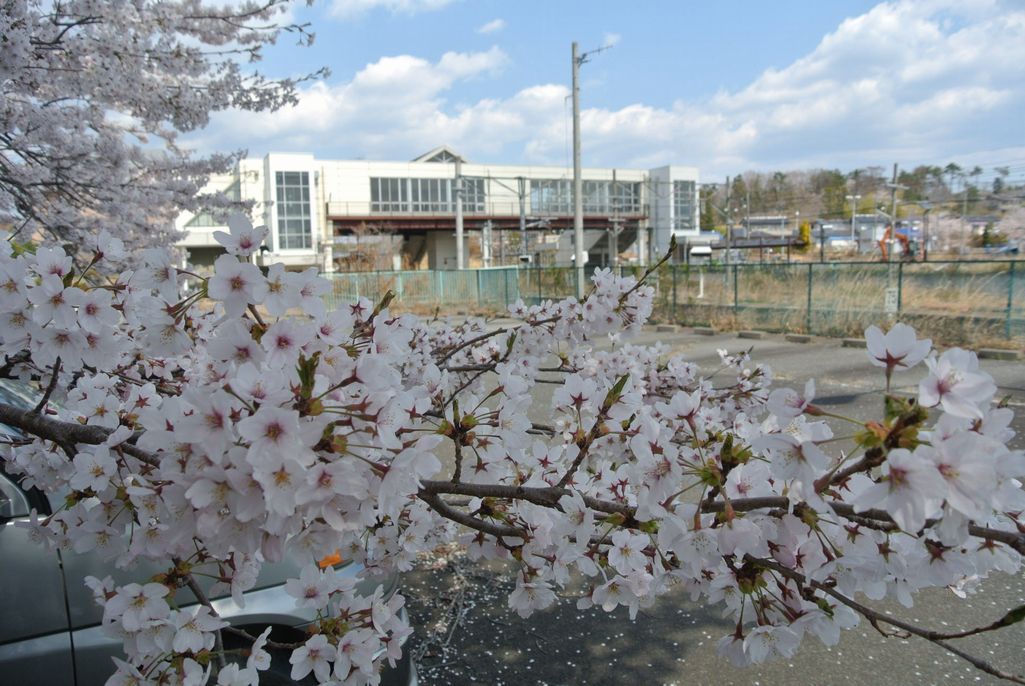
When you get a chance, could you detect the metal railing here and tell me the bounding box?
[324,200,647,219]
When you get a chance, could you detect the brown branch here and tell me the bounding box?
[418,489,526,540]
[418,480,1025,555]
[438,328,509,365]
[754,556,1025,685]
[246,303,266,328]
[0,350,31,379]
[554,379,627,489]
[443,367,491,409]
[451,436,464,484]
[178,563,226,670]
[436,313,559,365]
[33,357,61,414]
[419,480,634,518]
[0,402,159,466]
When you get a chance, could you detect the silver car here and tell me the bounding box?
[0,382,418,686]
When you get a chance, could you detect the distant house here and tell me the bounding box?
[741,215,791,237]
[966,215,1001,232]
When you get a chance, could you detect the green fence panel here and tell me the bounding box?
[319,260,1022,344]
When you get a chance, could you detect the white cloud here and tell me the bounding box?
[477,18,505,34]
[194,0,1025,176]
[194,47,510,155]
[329,0,457,19]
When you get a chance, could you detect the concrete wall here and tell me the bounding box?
[426,231,467,270]
[649,165,700,258]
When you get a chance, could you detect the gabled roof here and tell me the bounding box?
[412,146,466,164]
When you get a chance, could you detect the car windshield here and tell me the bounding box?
[0,379,39,410]
[0,379,65,442]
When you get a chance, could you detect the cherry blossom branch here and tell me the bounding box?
[32,357,61,414]
[419,480,634,518]
[706,499,1025,555]
[450,434,464,484]
[417,480,1025,555]
[814,447,885,492]
[754,556,1025,685]
[418,489,525,540]
[3,397,1020,558]
[0,402,159,466]
[222,626,304,652]
[0,351,31,379]
[177,561,227,670]
[555,376,628,489]
[437,328,509,364]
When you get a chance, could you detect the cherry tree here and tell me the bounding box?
[0,0,322,256]
[0,217,1024,685]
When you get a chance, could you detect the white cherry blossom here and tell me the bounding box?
[0,211,1020,684]
[865,323,932,374]
[919,348,996,418]
[852,447,946,533]
[207,255,268,318]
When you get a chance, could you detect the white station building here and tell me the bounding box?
[176,146,699,271]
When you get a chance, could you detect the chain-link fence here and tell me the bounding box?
[323,261,1025,347]
[662,260,1025,346]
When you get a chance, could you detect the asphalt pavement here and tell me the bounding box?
[403,328,1025,686]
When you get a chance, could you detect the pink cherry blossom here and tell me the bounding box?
[207,254,268,318]
[919,348,996,419]
[766,379,815,421]
[852,447,946,532]
[213,214,269,257]
[865,323,932,380]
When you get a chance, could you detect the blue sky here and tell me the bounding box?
[193,0,1025,183]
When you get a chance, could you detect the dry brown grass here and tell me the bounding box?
[656,262,1023,349]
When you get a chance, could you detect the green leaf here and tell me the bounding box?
[995,604,1025,629]
[884,394,911,421]
[602,373,630,409]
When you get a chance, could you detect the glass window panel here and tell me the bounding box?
[275,171,312,249]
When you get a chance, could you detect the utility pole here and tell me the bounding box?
[571,41,611,299]
[745,183,751,240]
[961,179,969,255]
[455,158,464,270]
[518,176,527,262]
[724,176,732,267]
[846,194,861,254]
[572,41,584,298]
[608,169,622,268]
[481,220,493,268]
[920,201,932,261]
[883,163,907,318]
[886,163,903,264]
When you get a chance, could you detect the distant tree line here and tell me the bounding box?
[701,164,1020,232]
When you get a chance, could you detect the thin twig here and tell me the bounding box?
[178,564,227,671]
[33,357,61,414]
[754,556,1025,685]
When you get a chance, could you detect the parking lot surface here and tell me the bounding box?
[403,328,1025,686]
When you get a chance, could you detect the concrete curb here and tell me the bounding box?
[978,348,1021,361]
[692,327,716,336]
[738,330,766,340]
[842,338,867,348]
[655,324,680,333]
[785,334,813,343]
